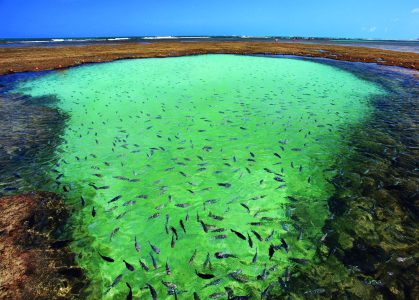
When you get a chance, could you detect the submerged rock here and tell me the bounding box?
[0,192,86,299]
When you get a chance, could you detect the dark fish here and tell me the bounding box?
[240,203,250,213]
[278,277,288,291]
[284,267,290,282]
[226,290,250,300]
[126,282,132,300]
[123,200,136,206]
[92,206,96,217]
[252,248,258,264]
[195,270,215,280]
[217,182,231,188]
[228,269,249,283]
[247,233,253,248]
[304,288,326,295]
[171,233,175,248]
[148,213,160,220]
[265,230,274,241]
[200,220,208,233]
[251,230,263,241]
[274,153,281,159]
[165,214,170,234]
[165,260,171,275]
[328,246,337,257]
[171,227,179,240]
[209,292,226,299]
[116,211,128,220]
[280,238,289,253]
[180,220,186,233]
[257,264,269,281]
[108,195,122,203]
[261,283,274,299]
[134,236,141,253]
[189,249,197,264]
[193,292,201,300]
[139,259,149,271]
[105,274,123,293]
[161,281,177,290]
[149,241,161,254]
[274,176,284,182]
[203,278,222,288]
[269,244,275,260]
[203,252,211,269]
[149,252,158,269]
[208,212,224,221]
[215,252,237,259]
[212,234,227,240]
[225,287,234,299]
[80,196,86,206]
[110,227,120,241]
[123,259,134,271]
[99,252,114,263]
[289,257,310,264]
[230,229,246,240]
[250,222,263,226]
[146,283,158,300]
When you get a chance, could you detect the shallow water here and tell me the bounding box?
[6,55,389,299]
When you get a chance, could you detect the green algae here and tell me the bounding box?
[13,55,384,299]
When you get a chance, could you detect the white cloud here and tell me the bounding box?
[369,26,377,32]
[412,8,419,14]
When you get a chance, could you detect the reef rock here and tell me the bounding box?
[0,192,85,299]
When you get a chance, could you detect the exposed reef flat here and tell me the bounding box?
[0,41,418,75]
[0,192,86,299]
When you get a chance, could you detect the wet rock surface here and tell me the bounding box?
[0,192,86,299]
[0,41,418,75]
[0,94,66,194]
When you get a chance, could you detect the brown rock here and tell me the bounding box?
[0,192,86,300]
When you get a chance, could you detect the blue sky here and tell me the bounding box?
[0,0,418,39]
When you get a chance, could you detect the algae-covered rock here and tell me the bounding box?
[0,192,86,300]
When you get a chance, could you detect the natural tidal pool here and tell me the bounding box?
[1,55,417,299]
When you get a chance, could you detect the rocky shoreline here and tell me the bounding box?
[0,192,86,299]
[0,41,418,75]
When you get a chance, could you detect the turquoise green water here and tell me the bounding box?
[15,55,383,299]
